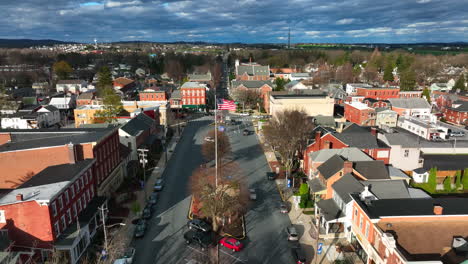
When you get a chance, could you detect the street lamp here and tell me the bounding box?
[161,137,168,165]
[137,148,149,199]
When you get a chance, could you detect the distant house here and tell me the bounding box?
[188,72,212,83]
[1,105,60,129]
[49,96,76,110]
[56,80,87,94]
[231,80,273,111]
[399,90,422,99]
[444,100,468,125]
[388,98,431,118]
[375,108,398,128]
[32,82,49,94]
[290,73,312,81]
[430,80,455,92]
[235,63,270,81]
[118,113,158,160]
[113,77,136,92]
[76,92,95,106]
[355,86,400,100]
[169,90,182,109]
[345,83,372,95]
[285,80,308,90]
[139,87,167,102]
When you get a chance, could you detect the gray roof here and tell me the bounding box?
[365,180,410,199]
[0,127,117,152]
[120,113,155,137]
[408,188,431,199]
[334,124,389,149]
[57,79,85,85]
[285,80,301,89]
[77,92,94,100]
[332,173,364,203]
[388,166,411,179]
[188,73,211,81]
[381,132,423,148]
[317,155,345,179]
[313,115,336,127]
[316,199,345,221]
[291,73,310,78]
[309,178,326,193]
[237,65,270,76]
[171,89,181,99]
[422,154,468,171]
[0,160,95,205]
[388,98,430,109]
[448,100,468,112]
[385,128,468,148]
[181,82,206,89]
[231,80,273,89]
[42,105,59,112]
[308,147,373,162]
[353,161,391,180]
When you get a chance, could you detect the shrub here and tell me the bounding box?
[299,183,309,196]
[443,176,452,192]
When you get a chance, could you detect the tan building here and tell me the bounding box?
[74,105,104,127]
[375,108,398,128]
[268,90,334,118]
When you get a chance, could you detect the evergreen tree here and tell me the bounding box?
[400,68,417,91]
[427,167,437,193]
[455,170,462,190]
[383,63,394,82]
[452,74,466,91]
[96,88,123,123]
[97,66,113,96]
[274,77,289,91]
[443,176,452,192]
[422,87,431,103]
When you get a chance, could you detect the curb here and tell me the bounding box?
[221,215,246,240]
[187,196,194,220]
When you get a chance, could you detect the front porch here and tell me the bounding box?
[315,199,347,239]
[54,197,107,264]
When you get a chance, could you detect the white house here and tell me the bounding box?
[56,80,88,94]
[1,105,60,129]
[285,80,309,90]
[36,105,61,127]
[49,96,76,110]
[290,73,312,81]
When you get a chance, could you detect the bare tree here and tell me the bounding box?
[230,88,261,110]
[189,162,249,232]
[201,129,231,164]
[335,63,354,84]
[263,110,314,178]
[210,62,222,90]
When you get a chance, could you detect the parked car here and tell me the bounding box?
[267,172,276,181]
[183,230,214,250]
[187,219,211,232]
[280,202,289,214]
[154,178,164,191]
[113,247,136,264]
[142,207,152,220]
[148,192,158,205]
[249,189,257,200]
[230,119,237,125]
[287,226,299,241]
[449,131,465,137]
[290,243,306,264]
[134,220,147,238]
[243,129,249,136]
[219,237,244,252]
[204,136,215,142]
[431,136,444,141]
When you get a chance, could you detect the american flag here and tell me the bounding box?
[217,98,236,110]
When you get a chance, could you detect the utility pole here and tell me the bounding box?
[137,148,149,199]
[214,90,218,188]
[100,205,108,257]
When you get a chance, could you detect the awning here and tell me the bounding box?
[316,199,345,222]
[182,104,206,109]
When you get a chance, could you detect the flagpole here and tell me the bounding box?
[214,89,218,188]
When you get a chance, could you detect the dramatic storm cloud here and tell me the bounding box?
[0,0,467,43]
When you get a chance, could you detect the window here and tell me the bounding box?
[77,199,82,212]
[86,190,90,202]
[57,196,63,210]
[404,149,409,157]
[359,217,363,230]
[73,203,77,217]
[84,173,88,185]
[67,209,72,223]
[64,191,69,204]
[70,185,75,198]
[54,222,60,237]
[80,178,84,189]
[82,197,87,209]
[0,210,5,223]
[51,202,57,216]
[61,215,66,230]
[365,222,370,237]
[90,187,94,198]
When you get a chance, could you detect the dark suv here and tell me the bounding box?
[187,219,211,232]
[183,230,214,250]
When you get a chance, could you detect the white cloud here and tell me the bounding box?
[163,1,191,12]
[305,31,320,36]
[416,0,431,3]
[336,18,355,25]
[324,34,339,38]
[407,22,437,27]
[105,1,142,8]
[277,36,287,40]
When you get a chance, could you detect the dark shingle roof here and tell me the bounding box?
[43,105,59,112]
[364,180,410,199]
[316,199,345,221]
[237,65,269,76]
[317,155,345,179]
[19,159,94,188]
[352,194,468,219]
[422,154,468,171]
[231,80,272,89]
[77,92,94,100]
[448,100,468,112]
[353,160,390,180]
[333,123,389,149]
[120,113,155,136]
[332,173,364,203]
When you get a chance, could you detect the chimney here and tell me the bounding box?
[434,205,443,215]
[343,161,353,174]
[314,131,321,144]
[67,142,76,164]
[16,194,23,201]
[370,127,377,136]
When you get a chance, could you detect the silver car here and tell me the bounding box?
[249,189,257,200]
[287,226,299,241]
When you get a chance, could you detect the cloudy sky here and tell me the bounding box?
[0,0,467,43]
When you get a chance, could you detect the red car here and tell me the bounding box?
[219,237,243,252]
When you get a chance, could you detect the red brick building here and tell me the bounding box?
[350,193,468,264]
[180,82,206,109]
[76,92,95,106]
[0,159,106,264]
[230,80,273,111]
[344,102,376,126]
[444,100,468,125]
[399,90,422,98]
[356,86,400,100]
[139,87,167,101]
[235,64,270,81]
[303,125,391,174]
[0,128,122,194]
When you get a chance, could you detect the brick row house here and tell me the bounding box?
[139,87,168,101]
[355,86,400,100]
[303,124,391,175]
[180,82,207,109]
[350,194,468,264]
[344,102,376,126]
[0,127,125,263]
[235,62,270,81]
[444,100,468,126]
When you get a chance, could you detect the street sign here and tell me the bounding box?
[287,179,291,188]
[317,243,323,255]
[218,126,225,132]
